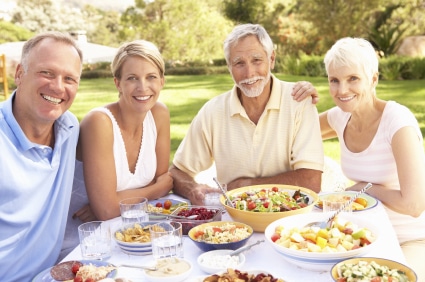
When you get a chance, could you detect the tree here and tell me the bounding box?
[80,5,122,47]
[120,0,233,62]
[221,0,293,52]
[295,0,383,54]
[368,4,408,57]
[222,0,267,24]
[12,0,86,33]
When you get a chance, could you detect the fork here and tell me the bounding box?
[304,183,373,229]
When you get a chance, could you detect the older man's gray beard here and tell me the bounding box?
[235,71,271,98]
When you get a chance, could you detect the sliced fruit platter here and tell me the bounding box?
[147,198,188,219]
[316,191,378,212]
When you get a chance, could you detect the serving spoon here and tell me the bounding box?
[117,264,157,271]
[229,240,265,256]
[147,212,198,220]
[304,183,373,229]
[213,177,234,208]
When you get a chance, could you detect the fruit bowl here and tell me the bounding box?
[220,184,319,232]
[264,213,380,271]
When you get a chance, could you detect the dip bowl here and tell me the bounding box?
[197,249,246,274]
[142,257,193,282]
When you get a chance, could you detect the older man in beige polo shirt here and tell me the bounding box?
[170,24,324,205]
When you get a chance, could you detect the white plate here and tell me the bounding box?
[33,260,115,282]
[148,198,188,219]
[316,191,378,212]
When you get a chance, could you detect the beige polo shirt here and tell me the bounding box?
[173,75,324,184]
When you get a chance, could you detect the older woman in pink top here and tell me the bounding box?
[318,37,425,280]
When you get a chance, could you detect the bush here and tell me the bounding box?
[400,57,425,80]
[276,56,303,76]
[166,66,228,75]
[380,56,406,80]
[79,56,424,80]
[302,55,326,77]
[81,69,112,79]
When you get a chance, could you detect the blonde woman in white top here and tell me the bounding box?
[60,40,173,260]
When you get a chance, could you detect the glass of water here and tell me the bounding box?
[119,197,148,225]
[204,184,227,207]
[149,222,184,260]
[78,221,111,260]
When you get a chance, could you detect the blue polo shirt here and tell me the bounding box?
[0,92,79,281]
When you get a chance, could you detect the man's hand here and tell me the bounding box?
[72,204,98,223]
[187,184,223,205]
[292,81,319,104]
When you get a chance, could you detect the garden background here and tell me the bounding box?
[1,0,424,164]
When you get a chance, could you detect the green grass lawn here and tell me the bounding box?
[2,74,424,162]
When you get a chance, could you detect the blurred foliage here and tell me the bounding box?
[12,0,86,32]
[120,0,233,62]
[368,3,408,57]
[2,0,425,63]
[0,20,33,43]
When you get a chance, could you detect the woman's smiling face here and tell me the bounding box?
[327,63,377,113]
[115,56,164,112]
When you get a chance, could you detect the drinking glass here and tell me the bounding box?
[119,197,148,225]
[149,222,184,259]
[78,221,111,260]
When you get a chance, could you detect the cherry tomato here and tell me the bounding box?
[248,201,256,210]
[272,187,279,192]
[263,202,269,208]
[85,278,95,282]
[163,200,172,210]
[71,262,80,274]
[155,202,163,208]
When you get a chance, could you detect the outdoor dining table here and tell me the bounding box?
[63,193,407,282]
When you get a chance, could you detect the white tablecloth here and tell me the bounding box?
[63,194,406,282]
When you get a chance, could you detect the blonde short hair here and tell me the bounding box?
[111,40,165,79]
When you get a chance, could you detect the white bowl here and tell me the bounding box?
[264,213,380,271]
[197,249,246,274]
[113,221,159,255]
[142,258,193,282]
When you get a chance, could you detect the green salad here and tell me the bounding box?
[229,187,310,212]
[336,260,410,282]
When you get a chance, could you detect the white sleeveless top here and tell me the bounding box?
[328,101,425,243]
[59,107,157,260]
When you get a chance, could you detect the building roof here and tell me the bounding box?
[0,40,118,65]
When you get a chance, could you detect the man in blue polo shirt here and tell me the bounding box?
[0,31,82,281]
